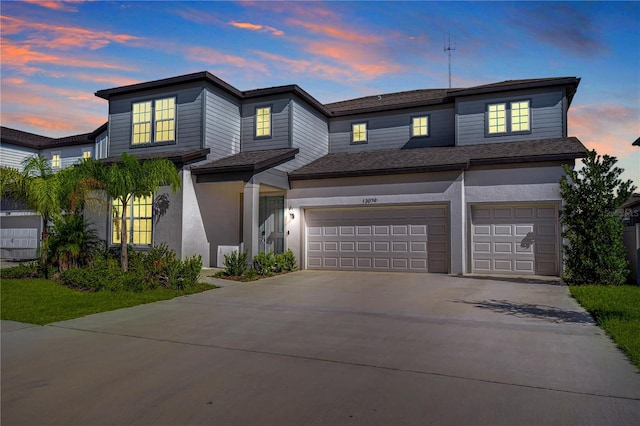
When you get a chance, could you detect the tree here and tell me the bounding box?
[90,153,181,271]
[560,150,636,285]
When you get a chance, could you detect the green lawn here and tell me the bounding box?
[570,285,640,369]
[1,279,216,325]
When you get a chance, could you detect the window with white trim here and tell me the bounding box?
[132,97,176,145]
[412,116,429,137]
[51,152,61,168]
[352,122,367,143]
[112,195,153,246]
[256,107,271,137]
[82,150,92,159]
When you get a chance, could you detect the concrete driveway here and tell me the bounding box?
[2,271,639,425]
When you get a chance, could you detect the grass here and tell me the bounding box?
[1,278,216,325]
[570,285,640,369]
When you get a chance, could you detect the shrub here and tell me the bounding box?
[47,214,101,272]
[281,249,297,272]
[0,262,41,279]
[223,250,248,277]
[253,251,275,276]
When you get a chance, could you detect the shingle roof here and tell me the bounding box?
[324,77,580,115]
[289,137,587,180]
[103,148,210,166]
[633,137,640,146]
[1,125,104,149]
[191,148,299,175]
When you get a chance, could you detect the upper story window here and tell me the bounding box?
[510,100,530,132]
[51,152,61,169]
[487,103,506,134]
[132,97,176,145]
[82,150,92,159]
[112,194,153,246]
[256,107,271,137]
[487,100,530,135]
[412,116,429,137]
[352,122,367,144]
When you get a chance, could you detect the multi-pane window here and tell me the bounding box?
[352,123,367,143]
[510,100,530,132]
[132,98,175,145]
[155,98,175,142]
[132,101,152,144]
[51,153,61,168]
[412,116,429,137]
[82,150,91,159]
[256,107,271,137]
[112,195,153,246]
[487,103,506,134]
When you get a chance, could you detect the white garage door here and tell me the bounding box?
[471,205,559,276]
[306,206,449,273]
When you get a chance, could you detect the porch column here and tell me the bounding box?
[243,182,260,262]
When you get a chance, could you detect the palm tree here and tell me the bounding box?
[90,153,181,271]
[21,155,61,243]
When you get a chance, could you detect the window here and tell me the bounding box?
[82,150,92,159]
[112,195,153,246]
[256,107,271,137]
[132,97,175,145]
[155,98,175,142]
[352,123,367,143]
[412,116,429,137]
[487,100,531,135]
[132,101,152,144]
[51,152,61,168]
[510,100,530,132]
[487,103,506,134]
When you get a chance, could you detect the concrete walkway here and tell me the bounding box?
[2,271,639,425]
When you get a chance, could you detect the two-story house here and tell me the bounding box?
[1,72,586,276]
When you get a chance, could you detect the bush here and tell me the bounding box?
[60,244,202,292]
[253,251,275,276]
[223,250,248,277]
[0,262,41,279]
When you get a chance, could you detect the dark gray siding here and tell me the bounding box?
[204,85,241,160]
[107,82,204,157]
[241,97,291,152]
[0,144,38,170]
[456,88,565,145]
[277,96,329,173]
[329,105,455,153]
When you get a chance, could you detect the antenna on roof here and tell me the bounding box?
[443,32,456,89]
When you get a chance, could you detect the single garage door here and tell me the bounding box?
[306,206,449,273]
[471,204,559,276]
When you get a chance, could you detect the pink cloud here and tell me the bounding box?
[305,41,402,79]
[1,37,136,73]
[1,15,139,51]
[287,19,381,44]
[230,21,284,36]
[185,46,269,73]
[254,51,353,81]
[22,1,83,12]
[569,103,640,158]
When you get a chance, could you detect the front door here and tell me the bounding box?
[259,196,284,254]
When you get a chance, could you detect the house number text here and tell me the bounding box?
[362,198,378,204]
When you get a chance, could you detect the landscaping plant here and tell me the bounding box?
[559,150,636,285]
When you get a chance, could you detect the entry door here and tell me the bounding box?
[259,196,284,254]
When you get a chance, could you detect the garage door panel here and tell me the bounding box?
[306,206,449,273]
[471,205,559,276]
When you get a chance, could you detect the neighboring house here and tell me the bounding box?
[0,124,107,260]
[1,72,587,276]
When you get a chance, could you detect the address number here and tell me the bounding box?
[362,198,377,204]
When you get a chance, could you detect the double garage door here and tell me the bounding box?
[306,206,449,273]
[471,204,559,276]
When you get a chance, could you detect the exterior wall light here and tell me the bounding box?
[289,206,295,219]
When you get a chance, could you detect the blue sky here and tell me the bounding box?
[1,0,638,185]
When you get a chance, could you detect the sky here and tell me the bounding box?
[1,0,639,186]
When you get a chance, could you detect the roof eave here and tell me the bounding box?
[289,162,467,181]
